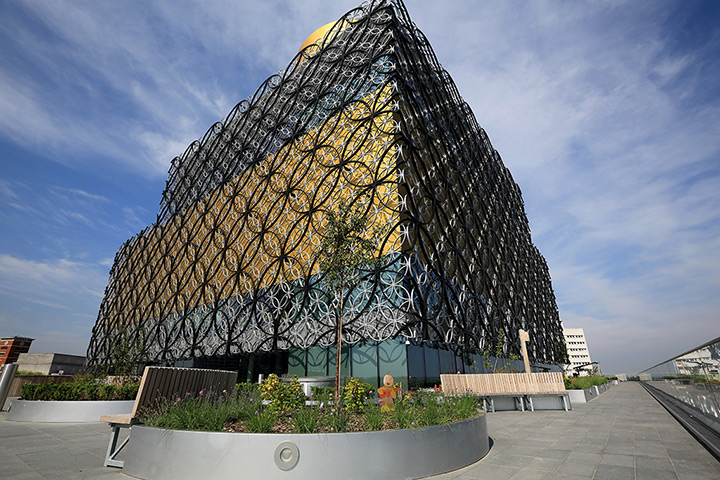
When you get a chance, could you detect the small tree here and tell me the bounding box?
[109,324,148,379]
[318,194,383,405]
[481,328,519,373]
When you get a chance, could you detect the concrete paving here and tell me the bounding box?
[0,382,717,479]
[0,415,128,479]
[428,382,720,480]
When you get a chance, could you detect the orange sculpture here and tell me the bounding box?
[377,373,401,411]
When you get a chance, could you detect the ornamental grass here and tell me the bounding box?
[142,375,482,434]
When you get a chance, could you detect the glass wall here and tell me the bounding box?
[271,341,562,388]
[407,344,426,387]
[640,337,720,435]
[424,345,440,383]
[378,339,408,390]
[352,341,380,388]
[288,348,305,376]
[306,346,327,377]
[328,345,350,378]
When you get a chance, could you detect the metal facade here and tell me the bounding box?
[86,0,563,369]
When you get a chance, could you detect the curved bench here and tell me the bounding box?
[102,366,238,468]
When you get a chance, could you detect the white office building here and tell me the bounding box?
[563,327,594,376]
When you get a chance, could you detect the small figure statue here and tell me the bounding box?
[377,373,401,411]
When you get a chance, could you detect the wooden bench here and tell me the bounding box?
[102,366,238,468]
[440,372,569,412]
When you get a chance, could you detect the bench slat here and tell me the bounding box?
[114,366,238,422]
[441,372,567,396]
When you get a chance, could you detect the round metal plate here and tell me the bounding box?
[274,441,300,471]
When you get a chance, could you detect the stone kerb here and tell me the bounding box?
[122,414,490,480]
[7,399,135,422]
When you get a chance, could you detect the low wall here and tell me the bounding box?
[6,399,134,422]
[123,414,489,480]
[567,382,611,405]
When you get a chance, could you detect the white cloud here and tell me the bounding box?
[0,0,718,372]
[0,255,105,302]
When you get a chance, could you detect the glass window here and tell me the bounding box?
[424,345,440,383]
[328,345,350,378]
[439,348,455,375]
[471,353,485,373]
[455,352,468,374]
[351,341,379,388]
[378,338,408,390]
[407,344,426,387]
[288,348,306,376]
[307,346,327,377]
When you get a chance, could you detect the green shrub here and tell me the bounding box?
[564,375,609,390]
[258,374,304,414]
[20,381,139,401]
[235,382,260,399]
[310,386,334,403]
[343,377,373,412]
[16,370,44,375]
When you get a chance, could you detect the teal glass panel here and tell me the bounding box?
[455,353,466,374]
[471,353,485,373]
[439,348,454,375]
[351,342,379,388]
[328,345,350,378]
[378,338,408,390]
[288,348,306,376]
[407,344,426,387]
[424,345,440,383]
[307,346,327,376]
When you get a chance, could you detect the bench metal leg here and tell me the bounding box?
[514,396,525,412]
[525,395,534,412]
[561,394,569,411]
[104,423,130,468]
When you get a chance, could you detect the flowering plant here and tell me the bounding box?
[258,374,305,414]
[343,377,374,412]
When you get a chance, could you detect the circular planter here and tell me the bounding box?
[123,414,489,480]
[6,399,134,422]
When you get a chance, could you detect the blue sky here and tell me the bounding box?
[0,0,718,375]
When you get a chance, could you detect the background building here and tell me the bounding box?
[563,328,594,376]
[86,0,564,386]
[640,336,720,381]
[16,353,86,375]
[0,336,34,372]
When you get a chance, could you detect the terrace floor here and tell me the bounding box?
[0,382,718,479]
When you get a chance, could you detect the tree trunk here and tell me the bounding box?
[334,278,344,406]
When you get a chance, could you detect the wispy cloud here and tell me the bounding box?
[0,0,717,371]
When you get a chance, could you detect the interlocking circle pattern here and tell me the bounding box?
[87,0,564,369]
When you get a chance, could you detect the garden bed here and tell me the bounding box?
[6,377,139,422]
[566,380,612,404]
[123,414,489,480]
